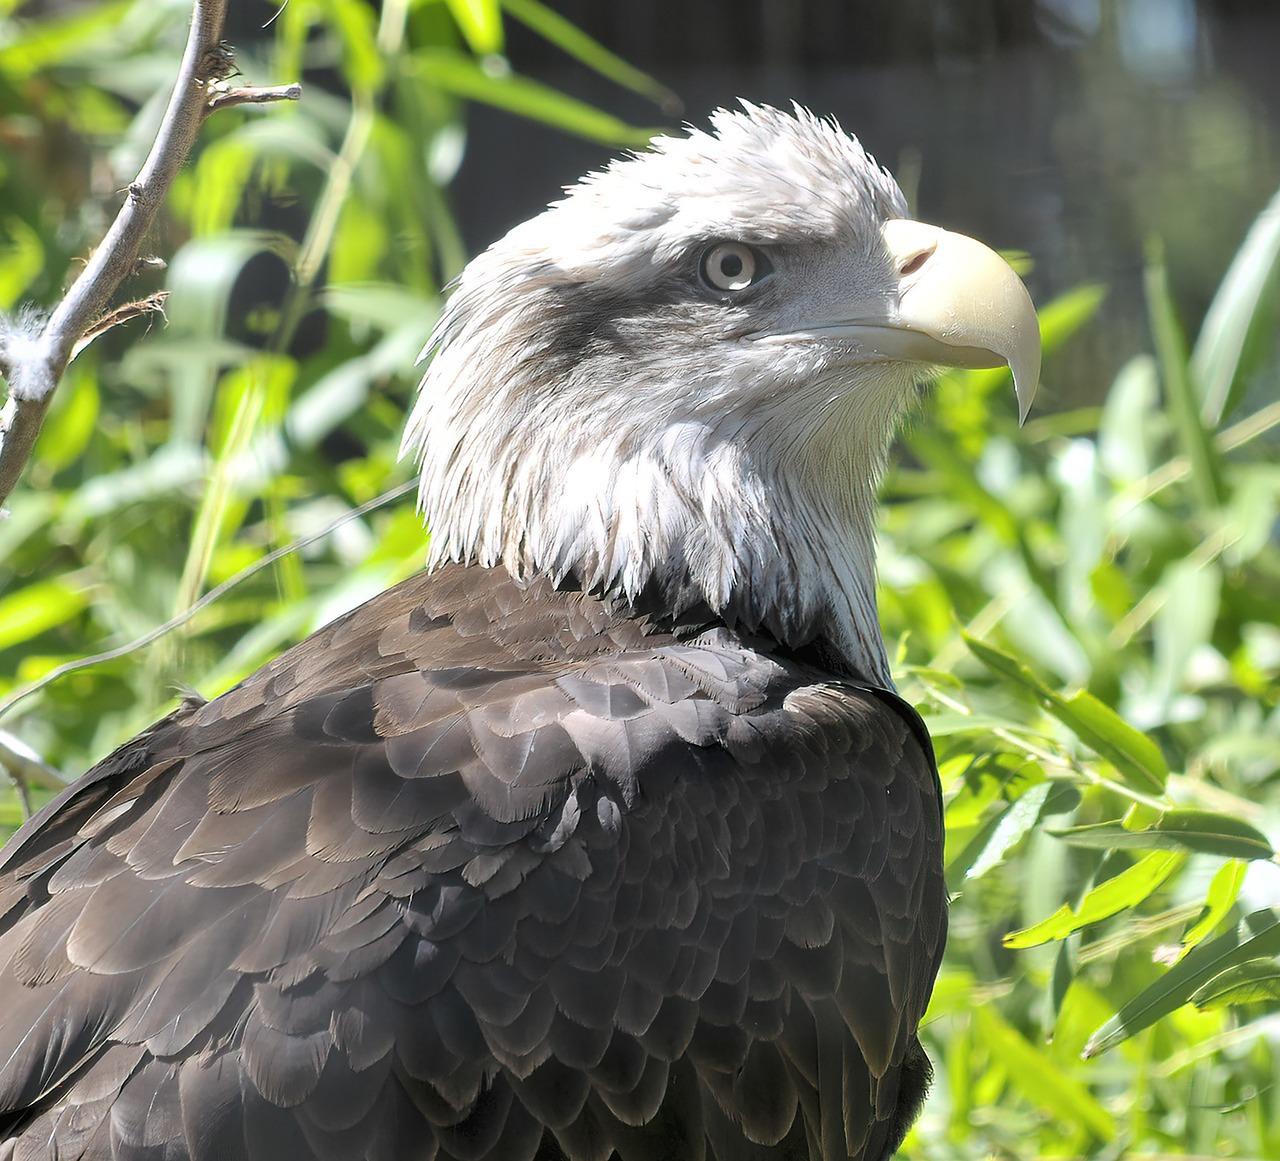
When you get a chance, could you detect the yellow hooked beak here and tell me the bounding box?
[753,219,1042,423]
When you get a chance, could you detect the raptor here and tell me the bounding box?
[0,105,1038,1160]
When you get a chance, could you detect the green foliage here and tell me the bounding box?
[881,201,1280,1155]
[1,3,1278,1158]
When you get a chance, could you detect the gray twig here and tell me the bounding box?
[0,729,64,822]
[0,2,300,511]
[206,82,303,112]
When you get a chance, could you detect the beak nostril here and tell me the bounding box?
[898,247,933,277]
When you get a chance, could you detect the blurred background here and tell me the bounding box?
[1,1,1278,1158]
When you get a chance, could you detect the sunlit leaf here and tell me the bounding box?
[284,323,427,448]
[920,711,1021,736]
[1086,909,1280,1055]
[445,0,504,55]
[1004,850,1184,947]
[1097,354,1160,481]
[1146,238,1223,509]
[1192,183,1280,426]
[62,445,208,522]
[1054,689,1169,793]
[910,432,1056,602]
[326,0,386,91]
[963,782,1051,882]
[0,580,88,650]
[1181,859,1247,952]
[329,199,390,285]
[175,357,297,613]
[1051,979,1113,1064]
[1191,957,1280,1009]
[141,230,294,442]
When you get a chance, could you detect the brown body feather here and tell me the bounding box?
[0,564,945,1161]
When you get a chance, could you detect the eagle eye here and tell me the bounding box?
[699,242,770,292]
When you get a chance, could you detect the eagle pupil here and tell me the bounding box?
[720,253,743,278]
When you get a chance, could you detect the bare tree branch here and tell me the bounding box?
[0,3,301,511]
[206,82,303,113]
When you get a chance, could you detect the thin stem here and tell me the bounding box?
[0,480,416,724]
[921,681,1170,812]
[1108,523,1240,648]
[267,94,376,360]
[1111,398,1280,526]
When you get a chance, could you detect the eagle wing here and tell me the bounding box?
[0,566,945,1161]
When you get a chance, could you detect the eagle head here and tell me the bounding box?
[404,103,1039,685]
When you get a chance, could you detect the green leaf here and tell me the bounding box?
[0,0,133,76]
[1191,958,1280,1009]
[1192,183,1280,426]
[1181,859,1246,952]
[964,635,1168,793]
[1050,810,1274,861]
[1052,979,1114,1065]
[500,0,678,110]
[326,0,386,91]
[0,216,44,309]
[1149,560,1221,713]
[63,445,207,523]
[977,1008,1115,1140]
[1054,689,1169,794]
[409,50,655,145]
[964,782,1052,882]
[1097,354,1159,481]
[445,0,505,55]
[1037,283,1106,354]
[0,580,88,651]
[962,632,1043,688]
[322,283,437,329]
[1145,237,1223,510]
[33,370,99,474]
[1085,909,1280,1055]
[142,230,294,443]
[919,711,1024,736]
[0,797,27,830]
[175,357,296,614]
[1004,850,1184,948]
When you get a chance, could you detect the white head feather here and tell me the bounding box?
[403,104,922,686]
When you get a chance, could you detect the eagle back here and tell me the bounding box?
[0,564,945,1161]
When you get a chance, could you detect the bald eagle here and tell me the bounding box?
[0,106,1038,1161]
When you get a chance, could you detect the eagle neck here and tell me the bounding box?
[414,399,894,688]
